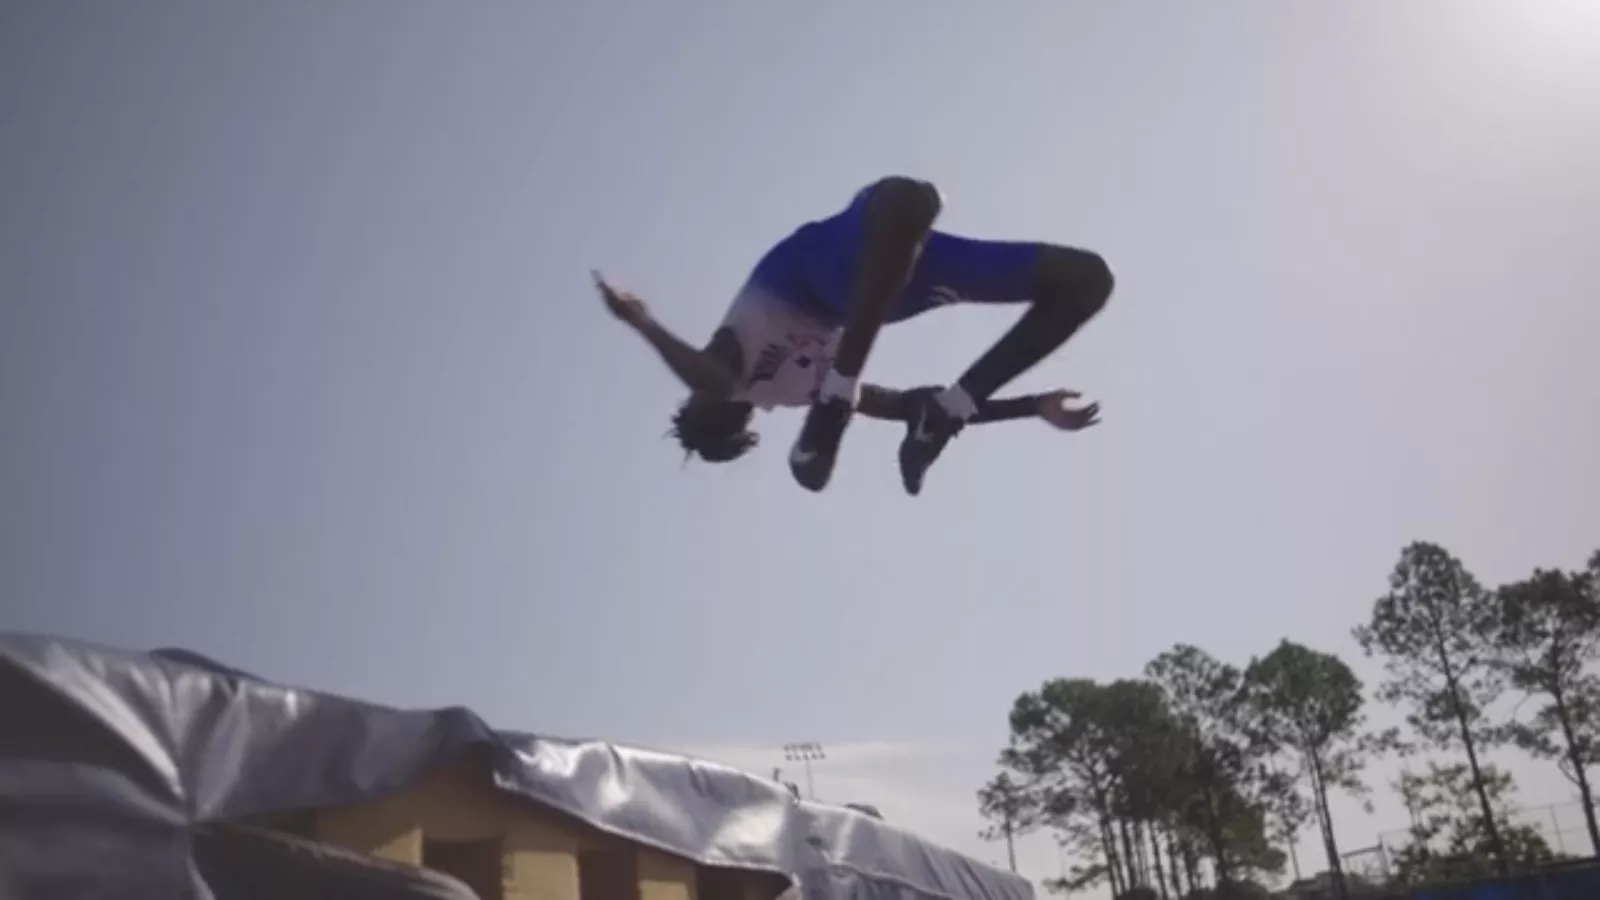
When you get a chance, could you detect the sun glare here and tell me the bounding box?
[1496,0,1600,55]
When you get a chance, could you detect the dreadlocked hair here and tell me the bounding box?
[669,400,759,463]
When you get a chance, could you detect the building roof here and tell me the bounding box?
[0,632,1033,900]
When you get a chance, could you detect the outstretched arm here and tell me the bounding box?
[595,271,739,397]
[857,385,1100,429]
[633,319,740,398]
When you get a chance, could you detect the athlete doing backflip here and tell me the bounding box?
[596,175,1114,495]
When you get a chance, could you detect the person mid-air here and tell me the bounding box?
[596,175,1112,495]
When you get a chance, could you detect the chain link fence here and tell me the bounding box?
[1340,842,1392,885]
[1373,799,1596,861]
[1300,802,1600,897]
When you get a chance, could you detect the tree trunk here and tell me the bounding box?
[1095,789,1127,896]
[1120,818,1142,887]
[1134,821,1150,884]
[1165,828,1188,897]
[1455,694,1508,872]
[1437,637,1509,873]
[1201,781,1231,885]
[1182,837,1202,893]
[1308,752,1348,900]
[1130,820,1143,884]
[1553,689,1600,857]
[1147,823,1170,900]
[1101,815,1125,897]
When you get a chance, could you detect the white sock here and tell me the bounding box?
[936,384,979,421]
[818,368,860,404]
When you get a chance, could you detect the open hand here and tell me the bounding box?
[1036,389,1100,431]
[593,270,652,329]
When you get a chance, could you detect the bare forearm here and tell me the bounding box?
[634,318,736,397]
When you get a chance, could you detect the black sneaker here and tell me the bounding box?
[898,391,964,496]
[789,396,854,492]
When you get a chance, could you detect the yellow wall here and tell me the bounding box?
[311,758,787,900]
[315,757,580,900]
[639,848,698,900]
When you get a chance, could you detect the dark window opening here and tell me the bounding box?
[423,836,504,900]
[579,845,639,900]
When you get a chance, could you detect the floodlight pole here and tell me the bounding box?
[783,742,826,801]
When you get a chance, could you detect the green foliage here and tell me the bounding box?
[982,541,1600,895]
[1390,762,1556,885]
[1241,640,1368,773]
[1259,769,1312,854]
[977,771,1039,870]
[1214,800,1286,881]
[1146,644,1245,742]
[1354,541,1511,871]
[1240,640,1376,890]
[1490,569,1600,767]
[998,649,1283,893]
[1353,542,1503,753]
[1044,859,1110,896]
[1100,679,1184,822]
[1144,645,1278,883]
[1001,679,1132,893]
[1002,678,1120,820]
[1488,564,1600,853]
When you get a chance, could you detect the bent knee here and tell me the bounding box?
[863,176,943,236]
[1034,244,1114,318]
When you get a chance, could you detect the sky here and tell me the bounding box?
[3,0,1599,895]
